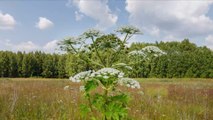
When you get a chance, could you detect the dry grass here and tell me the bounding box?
[0,78,213,120]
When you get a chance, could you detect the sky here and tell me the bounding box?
[0,0,213,53]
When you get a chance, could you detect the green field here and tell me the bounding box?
[0,78,213,120]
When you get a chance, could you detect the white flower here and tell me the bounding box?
[116,25,142,34]
[94,68,124,78]
[112,63,133,70]
[128,50,146,57]
[64,85,69,90]
[69,70,92,83]
[79,86,85,91]
[118,72,124,78]
[142,46,166,55]
[118,78,140,89]
[103,76,109,79]
[83,29,103,38]
[64,36,83,45]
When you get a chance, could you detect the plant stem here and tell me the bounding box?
[110,33,129,66]
[91,37,106,67]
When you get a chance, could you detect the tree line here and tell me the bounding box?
[0,39,213,78]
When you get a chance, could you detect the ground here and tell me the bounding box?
[0,78,212,120]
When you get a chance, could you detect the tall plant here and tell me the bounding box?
[59,25,164,119]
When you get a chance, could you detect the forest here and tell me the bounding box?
[0,39,212,78]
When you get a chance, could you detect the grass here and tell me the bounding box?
[0,78,213,120]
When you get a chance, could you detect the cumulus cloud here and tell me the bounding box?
[0,11,16,30]
[36,17,54,30]
[43,40,59,53]
[205,35,213,50]
[71,0,118,29]
[75,11,84,21]
[0,40,40,52]
[125,0,213,38]
[0,39,59,53]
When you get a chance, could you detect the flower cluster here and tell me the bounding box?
[69,68,141,89]
[118,78,140,89]
[69,70,92,82]
[112,63,133,70]
[91,68,124,79]
[63,36,84,45]
[116,25,142,34]
[142,46,166,55]
[128,50,146,57]
[83,29,103,38]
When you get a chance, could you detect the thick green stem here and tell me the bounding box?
[104,88,109,120]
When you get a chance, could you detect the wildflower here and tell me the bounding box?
[82,29,103,38]
[116,25,142,34]
[69,70,92,82]
[112,63,133,70]
[142,46,166,55]
[128,50,146,57]
[63,36,83,45]
[93,68,124,78]
[103,76,109,79]
[118,78,140,89]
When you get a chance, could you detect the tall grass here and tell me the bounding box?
[0,78,212,120]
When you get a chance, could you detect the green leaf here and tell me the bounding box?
[84,80,99,92]
[80,104,91,117]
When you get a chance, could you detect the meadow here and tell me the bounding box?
[0,78,212,120]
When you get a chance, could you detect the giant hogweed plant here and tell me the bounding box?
[59,25,166,120]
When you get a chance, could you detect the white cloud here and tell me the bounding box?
[125,0,213,38]
[0,11,16,30]
[43,40,59,53]
[0,40,40,52]
[205,35,213,50]
[71,0,118,29]
[75,11,84,21]
[162,35,181,42]
[0,39,59,53]
[36,17,54,30]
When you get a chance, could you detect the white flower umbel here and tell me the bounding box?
[142,46,166,55]
[83,29,103,38]
[128,50,146,57]
[112,63,133,70]
[64,36,83,45]
[91,68,124,78]
[118,78,140,89]
[116,25,142,34]
[69,70,92,83]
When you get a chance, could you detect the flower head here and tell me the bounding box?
[118,78,140,89]
[116,25,142,34]
[128,50,146,57]
[142,46,166,55]
[69,70,92,82]
[91,68,124,79]
[83,29,103,38]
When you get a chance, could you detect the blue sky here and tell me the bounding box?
[0,0,213,53]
